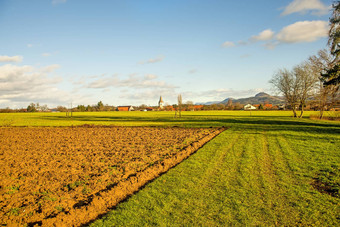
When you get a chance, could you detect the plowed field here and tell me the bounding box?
[0,126,224,226]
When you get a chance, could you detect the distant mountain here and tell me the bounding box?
[222,92,284,105]
[196,93,284,105]
[195,101,221,105]
[255,92,270,97]
[220,97,234,103]
[220,92,284,105]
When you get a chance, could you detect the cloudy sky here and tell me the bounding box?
[0,0,333,108]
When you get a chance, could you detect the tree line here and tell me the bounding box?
[270,1,340,118]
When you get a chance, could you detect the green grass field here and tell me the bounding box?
[1,111,339,225]
[0,110,336,127]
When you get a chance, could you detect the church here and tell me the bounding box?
[158,96,164,109]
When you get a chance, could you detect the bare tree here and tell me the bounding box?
[178,94,182,117]
[308,49,339,118]
[40,104,49,112]
[270,68,300,117]
[294,63,319,117]
[270,63,320,118]
[175,94,182,118]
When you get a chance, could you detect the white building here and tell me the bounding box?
[158,96,164,109]
[244,104,256,110]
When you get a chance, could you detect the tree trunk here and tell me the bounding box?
[299,105,304,118]
[292,106,297,118]
[319,108,324,119]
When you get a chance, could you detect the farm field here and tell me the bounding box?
[0,125,224,225]
[0,111,339,226]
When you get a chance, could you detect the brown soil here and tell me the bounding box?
[0,126,225,226]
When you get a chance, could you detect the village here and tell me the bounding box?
[3,94,339,113]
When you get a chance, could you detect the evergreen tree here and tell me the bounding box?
[27,103,37,112]
[328,1,340,60]
[323,1,340,85]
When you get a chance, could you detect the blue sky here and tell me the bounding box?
[0,0,333,108]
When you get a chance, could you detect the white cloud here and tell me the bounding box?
[52,0,67,5]
[276,20,328,43]
[237,20,329,49]
[86,74,177,89]
[0,55,23,63]
[0,64,72,108]
[144,74,157,80]
[251,29,275,41]
[139,56,164,64]
[87,77,118,89]
[281,0,330,16]
[27,44,33,48]
[119,89,176,103]
[0,65,32,81]
[41,64,60,73]
[222,41,235,48]
[42,53,51,57]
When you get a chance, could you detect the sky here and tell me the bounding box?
[0,0,334,108]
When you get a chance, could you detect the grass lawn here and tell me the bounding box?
[1,111,339,225]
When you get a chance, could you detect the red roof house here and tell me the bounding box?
[193,105,204,111]
[264,104,273,109]
[117,106,134,111]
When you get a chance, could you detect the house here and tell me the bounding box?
[117,106,134,111]
[193,105,204,111]
[278,104,285,110]
[264,104,273,109]
[244,104,256,110]
[164,105,174,111]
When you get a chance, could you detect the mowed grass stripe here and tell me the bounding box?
[253,131,282,225]
[260,131,307,226]
[226,128,285,225]
[223,129,259,225]
[192,131,246,226]
[266,129,340,226]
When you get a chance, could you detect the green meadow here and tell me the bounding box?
[0,110,334,127]
[1,111,339,225]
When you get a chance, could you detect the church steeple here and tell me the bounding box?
[158,96,164,109]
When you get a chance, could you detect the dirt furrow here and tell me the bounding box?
[0,126,225,226]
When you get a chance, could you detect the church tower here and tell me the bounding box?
[158,96,164,109]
